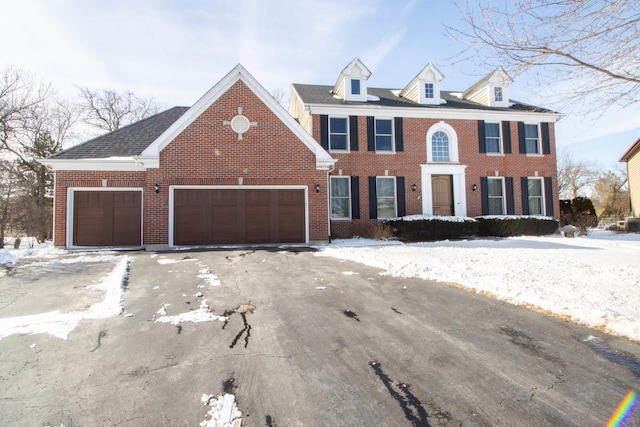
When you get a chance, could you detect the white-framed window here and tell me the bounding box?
[485,122,502,154]
[330,176,351,220]
[351,79,361,95]
[494,86,503,102]
[375,118,394,152]
[487,177,505,215]
[329,117,348,151]
[425,83,434,99]
[376,177,396,219]
[525,124,540,154]
[431,131,450,161]
[527,178,545,215]
[426,122,459,163]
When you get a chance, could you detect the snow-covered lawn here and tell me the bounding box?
[317,230,640,341]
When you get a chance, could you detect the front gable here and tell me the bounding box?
[141,64,335,171]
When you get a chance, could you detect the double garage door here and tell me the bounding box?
[72,188,306,247]
[173,188,305,245]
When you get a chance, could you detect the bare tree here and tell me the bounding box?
[449,0,640,111]
[78,87,163,133]
[556,148,600,199]
[0,67,78,243]
[590,166,629,219]
[271,88,290,111]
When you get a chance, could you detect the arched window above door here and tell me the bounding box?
[426,122,459,163]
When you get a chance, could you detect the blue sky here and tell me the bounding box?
[3,0,638,169]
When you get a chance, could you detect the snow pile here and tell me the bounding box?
[0,255,130,340]
[155,300,226,325]
[318,231,640,341]
[0,240,66,267]
[200,393,242,427]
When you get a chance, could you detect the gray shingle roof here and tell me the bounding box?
[50,106,189,159]
[292,84,553,113]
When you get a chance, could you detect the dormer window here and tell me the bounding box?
[351,79,361,95]
[333,58,371,102]
[425,83,434,99]
[399,63,445,105]
[463,67,512,107]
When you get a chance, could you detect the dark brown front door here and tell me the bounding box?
[431,175,453,216]
[73,191,142,246]
[173,188,305,245]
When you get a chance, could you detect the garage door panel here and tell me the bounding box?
[174,188,305,245]
[73,191,141,247]
[174,206,206,245]
[211,205,240,244]
[246,205,271,243]
[113,207,142,246]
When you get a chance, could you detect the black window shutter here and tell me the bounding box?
[521,177,530,215]
[396,176,406,217]
[478,120,486,153]
[367,117,375,151]
[349,116,359,151]
[350,176,360,219]
[368,176,377,219]
[480,177,489,215]
[518,122,526,154]
[502,121,512,154]
[544,177,554,216]
[320,115,329,150]
[541,122,551,154]
[505,177,515,215]
[394,117,404,152]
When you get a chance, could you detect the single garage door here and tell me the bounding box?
[73,191,142,246]
[173,188,305,245]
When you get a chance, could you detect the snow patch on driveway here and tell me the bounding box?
[0,256,130,340]
[155,300,226,325]
[200,393,242,427]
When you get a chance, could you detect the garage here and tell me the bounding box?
[73,191,142,247]
[173,188,306,245]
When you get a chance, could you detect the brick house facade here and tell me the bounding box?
[41,61,562,249]
[290,59,561,238]
[40,65,335,249]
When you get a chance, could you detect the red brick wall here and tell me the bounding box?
[53,171,146,246]
[313,115,559,239]
[52,80,329,247]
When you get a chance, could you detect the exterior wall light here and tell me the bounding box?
[315,184,320,193]
[412,184,417,191]
[472,184,477,191]
[154,184,160,193]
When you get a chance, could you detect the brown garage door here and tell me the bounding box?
[73,191,142,246]
[174,188,305,245]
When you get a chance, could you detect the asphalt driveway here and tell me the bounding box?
[1,247,639,426]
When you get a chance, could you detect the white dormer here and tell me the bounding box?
[333,58,371,102]
[399,63,446,105]
[462,67,513,108]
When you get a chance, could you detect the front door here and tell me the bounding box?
[431,175,453,216]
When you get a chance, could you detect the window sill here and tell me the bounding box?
[486,153,504,157]
[329,149,350,154]
[330,218,352,221]
[525,153,544,157]
[375,151,396,154]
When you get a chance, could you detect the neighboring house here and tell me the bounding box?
[39,65,335,249]
[620,136,640,217]
[290,58,562,238]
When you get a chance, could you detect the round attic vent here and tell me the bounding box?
[230,115,251,135]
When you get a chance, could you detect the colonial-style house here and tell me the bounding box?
[290,58,562,238]
[40,60,561,249]
[620,136,640,218]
